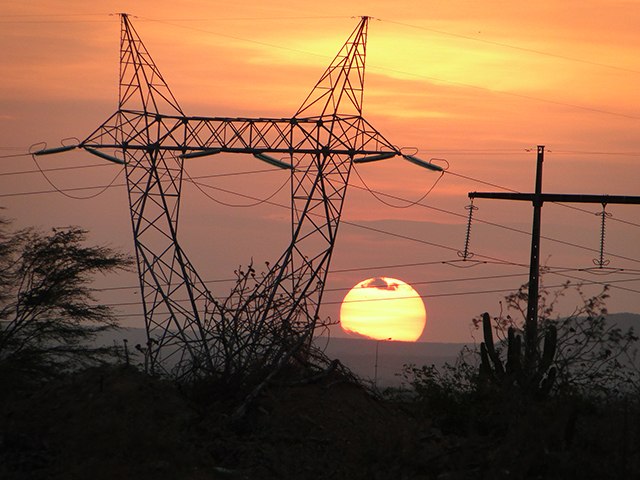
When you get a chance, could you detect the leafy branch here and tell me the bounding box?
[0,219,131,382]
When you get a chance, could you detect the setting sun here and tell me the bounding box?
[340,277,426,341]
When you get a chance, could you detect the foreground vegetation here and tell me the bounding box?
[2,361,639,479]
[1,219,639,479]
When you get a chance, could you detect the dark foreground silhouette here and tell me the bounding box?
[1,365,638,479]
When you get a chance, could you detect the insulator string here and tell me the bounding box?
[458,199,478,260]
[594,203,613,268]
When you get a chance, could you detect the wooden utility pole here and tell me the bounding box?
[470,145,640,369]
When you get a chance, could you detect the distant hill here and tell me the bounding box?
[604,312,640,333]
[98,311,639,387]
[98,327,468,387]
[316,337,469,387]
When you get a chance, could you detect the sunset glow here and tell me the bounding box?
[1,2,639,343]
[340,277,426,342]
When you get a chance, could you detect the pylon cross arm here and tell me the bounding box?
[81,114,398,159]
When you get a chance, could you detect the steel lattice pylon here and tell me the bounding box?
[36,15,442,380]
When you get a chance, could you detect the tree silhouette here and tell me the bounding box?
[0,217,131,383]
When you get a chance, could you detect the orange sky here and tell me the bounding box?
[1,1,639,342]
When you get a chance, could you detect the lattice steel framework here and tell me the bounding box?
[36,15,442,380]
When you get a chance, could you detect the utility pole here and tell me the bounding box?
[525,145,544,369]
[470,145,640,370]
[373,337,392,388]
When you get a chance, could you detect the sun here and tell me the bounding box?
[339,277,426,342]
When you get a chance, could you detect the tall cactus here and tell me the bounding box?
[479,312,557,397]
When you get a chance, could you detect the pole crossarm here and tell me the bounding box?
[81,113,398,158]
[469,192,640,205]
[470,145,640,381]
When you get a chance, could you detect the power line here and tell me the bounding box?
[30,153,124,200]
[0,153,31,159]
[124,16,640,121]
[367,159,640,230]
[381,19,640,75]
[12,146,639,159]
[98,276,640,314]
[325,267,579,294]
[3,147,638,229]
[4,13,638,79]
[6,145,638,229]
[0,13,115,24]
[2,158,639,266]
[331,276,640,302]
[445,166,640,228]
[1,14,637,127]
[1,13,348,21]
[0,183,125,198]
[367,62,640,121]
[93,262,640,298]
[0,13,111,17]
[332,259,449,273]
[418,148,640,157]
[3,155,640,267]
[0,163,113,176]
[138,17,332,61]
[352,162,444,208]
[142,15,351,22]
[444,169,518,192]
[184,169,289,208]
[551,149,640,157]
[548,202,640,229]
[0,20,113,24]
[0,160,282,179]
[96,260,519,294]
[347,177,640,264]
[14,153,638,231]
[0,166,282,197]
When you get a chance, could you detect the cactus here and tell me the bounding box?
[479,312,557,397]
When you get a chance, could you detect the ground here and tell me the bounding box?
[1,365,638,479]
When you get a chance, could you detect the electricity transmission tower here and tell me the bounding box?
[35,14,442,380]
